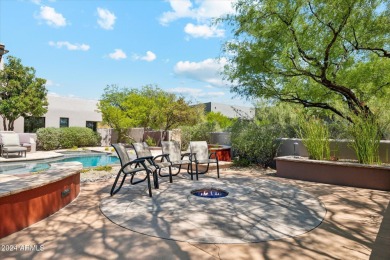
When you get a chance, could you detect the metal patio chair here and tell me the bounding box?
[110,143,155,197]
[189,141,220,180]
[161,140,192,177]
[132,142,173,186]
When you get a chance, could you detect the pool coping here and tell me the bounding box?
[0,162,83,198]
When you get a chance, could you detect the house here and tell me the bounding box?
[1,95,102,133]
[203,102,255,119]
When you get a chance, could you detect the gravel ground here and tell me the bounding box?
[80,165,120,183]
[79,164,276,183]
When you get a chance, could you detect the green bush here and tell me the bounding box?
[297,116,330,160]
[180,122,219,150]
[37,127,101,150]
[230,120,281,167]
[349,115,381,164]
[36,127,61,150]
[145,135,157,146]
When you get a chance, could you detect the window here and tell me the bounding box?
[86,121,97,132]
[60,117,69,128]
[24,117,45,133]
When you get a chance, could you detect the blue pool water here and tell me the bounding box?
[0,154,120,175]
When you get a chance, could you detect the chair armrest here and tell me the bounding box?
[190,153,197,162]
[153,153,170,162]
[120,158,146,171]
[209,152,218,160]
[181,152,191,160]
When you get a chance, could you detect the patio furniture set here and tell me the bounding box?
[0,132,36,158]
[110,141,220,197]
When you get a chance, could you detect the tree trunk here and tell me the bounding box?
[8,120,14,131]
[2,118,7,131]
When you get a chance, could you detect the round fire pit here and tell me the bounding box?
[191,188,228,198]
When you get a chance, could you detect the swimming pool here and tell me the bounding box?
[0,153,120,175]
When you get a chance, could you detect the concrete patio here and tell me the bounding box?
[0,166,389,259]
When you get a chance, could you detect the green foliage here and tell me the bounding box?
[37,127,100,150]
[0,56,48,131]
[221,0,390,122]
[297,117,331,160]
[59,127,100,149]
[349,115,381,164]
[230,120,281,168]
[98,85,203,141]
[93,165,113,171]
[205,112,234,130]
[180,122,219,151]
[255,102,302,138]
[36,128,61,150]
[145,136,157,147]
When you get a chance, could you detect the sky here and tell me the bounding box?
[0,0,252,107]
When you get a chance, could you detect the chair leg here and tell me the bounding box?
[187,163,193,180]
[196,163,199,180]
[146,171,152,197]
[216,161,220,178]
[169,166,173,183]
[154,170,159,189]
[110,172,126,196]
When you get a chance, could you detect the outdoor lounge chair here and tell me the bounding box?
[161,140,192,177]
[111,143,155,197]
[132,142,173,186]
[189,141,219,180]
[0,133,27,158]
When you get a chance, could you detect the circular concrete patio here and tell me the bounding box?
[100,175,326,244]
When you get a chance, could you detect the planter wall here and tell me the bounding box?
[277,138,390,163]
[276,156,390,191]
[0,162,81,238]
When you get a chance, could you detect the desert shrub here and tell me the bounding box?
[59,127,100,148]
[180,122,219,150]
[37,127,100,150]
[349,115,381,164]
[255,102,301,138]
[230,120,281,168]
[145,135,157,146]
[36,127,61,150]
[297,116,330,160]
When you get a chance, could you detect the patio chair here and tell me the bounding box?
[189,141,219,180]
[132,142,173,186]
[0,133,27,158]
[161,141,192,178]
[110,143,155,197]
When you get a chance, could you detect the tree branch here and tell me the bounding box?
[279,94,353,123]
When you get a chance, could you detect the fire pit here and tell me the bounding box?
[191,188,228,198]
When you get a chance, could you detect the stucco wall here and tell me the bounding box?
[0,95,102,133]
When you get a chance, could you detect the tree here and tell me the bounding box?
[221,0,390,123]
[205,111,234,130]
[98,85,135,142]
[99,85,203,142]
[0,56,48,130]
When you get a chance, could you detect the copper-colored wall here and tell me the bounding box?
[0,173,80,238]
[276,159,390,191]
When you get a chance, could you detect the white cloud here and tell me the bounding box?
[31,0,42,5]
[133,51,157,62]
[49,41,90,51]
[168,87,225,98]
[97,7,116,30]
[184,23,224,38]
[160,0,236,25]
[45,79,60,87]
[37,6,67,27]
[174,58,229,87]
[108,49,127,60]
